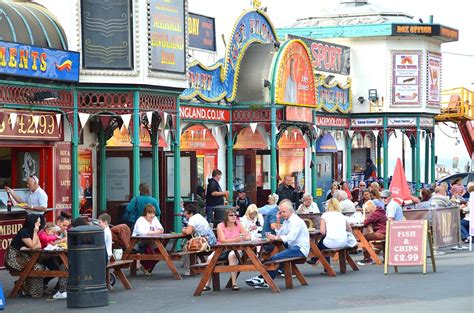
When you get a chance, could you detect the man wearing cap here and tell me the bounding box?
[381,190,403,221]
[5,175,48,213]
[358,200,387,265]
[234,189,252,217]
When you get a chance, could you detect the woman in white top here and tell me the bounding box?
[240,204,264,241]
[307,198,351,269]
[296,193,320,214]
[132,204,164,275]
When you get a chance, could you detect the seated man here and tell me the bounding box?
[431,185,453,208]
[245,200,309,289]
[358,200,387,265]
[381,190,403,221]
[336,190,356,214]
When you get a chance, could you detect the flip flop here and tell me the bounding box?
[232,285,240,291]
[203,286,211,291]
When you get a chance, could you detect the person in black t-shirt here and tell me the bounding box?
[276,175,297,204]
[205,169,229,222]
[234,189,252,217]
[5,214,46,297]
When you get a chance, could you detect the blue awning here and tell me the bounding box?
[316,133,338,153]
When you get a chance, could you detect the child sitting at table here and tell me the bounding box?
[38,222,60,248]
[98,213,113,261]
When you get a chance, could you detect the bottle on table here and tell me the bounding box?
[6,193,12,212]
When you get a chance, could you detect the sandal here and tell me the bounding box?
[140,265,151,276]
[231,285,240,291]
[203,286,211,291]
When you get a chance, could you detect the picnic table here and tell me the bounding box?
[192,239,308,296]
[308,230,359,275]
[351,224,383,265]
[8,249,68,298]
[122,233,189,280]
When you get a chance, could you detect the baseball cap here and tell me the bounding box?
[380,190,392,198]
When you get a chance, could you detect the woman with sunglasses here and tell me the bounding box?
[203,209,250,291]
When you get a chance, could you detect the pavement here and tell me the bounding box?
[1,245,473,313]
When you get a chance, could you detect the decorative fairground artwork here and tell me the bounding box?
[149,0,186,73]
[317,74,352,113]
[392,51,422,106]
[181,8,278,102]
[274,40,316,107]
[427,52,441,106]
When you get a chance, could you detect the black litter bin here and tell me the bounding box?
[67,225,108,308]
[212,205,234,224]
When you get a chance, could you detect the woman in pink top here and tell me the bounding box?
[204,209,250,291]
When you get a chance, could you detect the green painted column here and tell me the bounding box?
[424,131,429,184]
[430,131,436,183]
[72,90,79,219]
[98,127,107,212]
[377,137,382,178]
[132,91,140,198]
[173,98,181,233]
[227,118,234,205]
[415,117,421,193]
[383,117,388,187]
[152,139,159,200]
[311,141,317,198]
[270,104,277,193]
[411,139,416,183]
[346,133,352,181]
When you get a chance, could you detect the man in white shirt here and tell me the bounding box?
[336,190,356,214]
[246,200,309,289]
[5,175,48,213]
[381,190,404,221]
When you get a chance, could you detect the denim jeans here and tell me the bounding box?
[317,236,331,265]
[206,206,213,222]
[461,218,470,240]
[268,245,305,279]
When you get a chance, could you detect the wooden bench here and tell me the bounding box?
[106,260,133,290]
[319,248,359,274]
[263,257,308,289]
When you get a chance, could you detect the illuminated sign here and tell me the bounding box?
[288,35,350,75]
[392,24,459,42]
[0,110,63,141]
[188,13,216,51]
[0,41,79,82]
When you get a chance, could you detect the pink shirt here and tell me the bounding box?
[38,230,58,248]
[217,222,242,243]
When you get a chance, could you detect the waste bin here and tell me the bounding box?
[212,205,234,224]
[67,225,108,308]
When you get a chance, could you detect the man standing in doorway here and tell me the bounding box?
[276,175,296,204]
[205,169,229,222]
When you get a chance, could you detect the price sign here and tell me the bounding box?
[384,219,434,274]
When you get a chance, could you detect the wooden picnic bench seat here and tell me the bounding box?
[319,248,359,274]
[106,260,133,290]
[263,257,307,271]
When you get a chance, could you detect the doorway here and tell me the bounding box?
[315,153,333,210]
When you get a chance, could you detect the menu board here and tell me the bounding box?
[55,143,72,217]
[149,0,186,73]
[392,51,422,106]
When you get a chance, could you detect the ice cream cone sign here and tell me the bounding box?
[389,158,412,201]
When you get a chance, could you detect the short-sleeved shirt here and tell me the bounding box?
[321,211,347,249]
[386,200,404,221]
[217,222,242,243]
[188,213,216,245]
[11,228,33,250]
[25,187,48,212]
[132,216,163,236]
[205,178,224,207]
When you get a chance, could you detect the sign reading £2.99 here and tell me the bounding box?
[0,41,80,82]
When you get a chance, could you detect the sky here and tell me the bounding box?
[189,0,473,176]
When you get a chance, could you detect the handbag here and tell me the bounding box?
[185,234,210,252]
[346,231,358,248]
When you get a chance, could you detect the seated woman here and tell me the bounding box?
[307,198,351,270]
[258,193,279,216]
[4,214,46,298]
[358,200,387,265]
[415,189,434,209]
[132,204,164,275]
[241,204,264,241]
[203,209,250,291]
[181,204,217,275]
[296,193,320,214]
[55,211,72,243]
